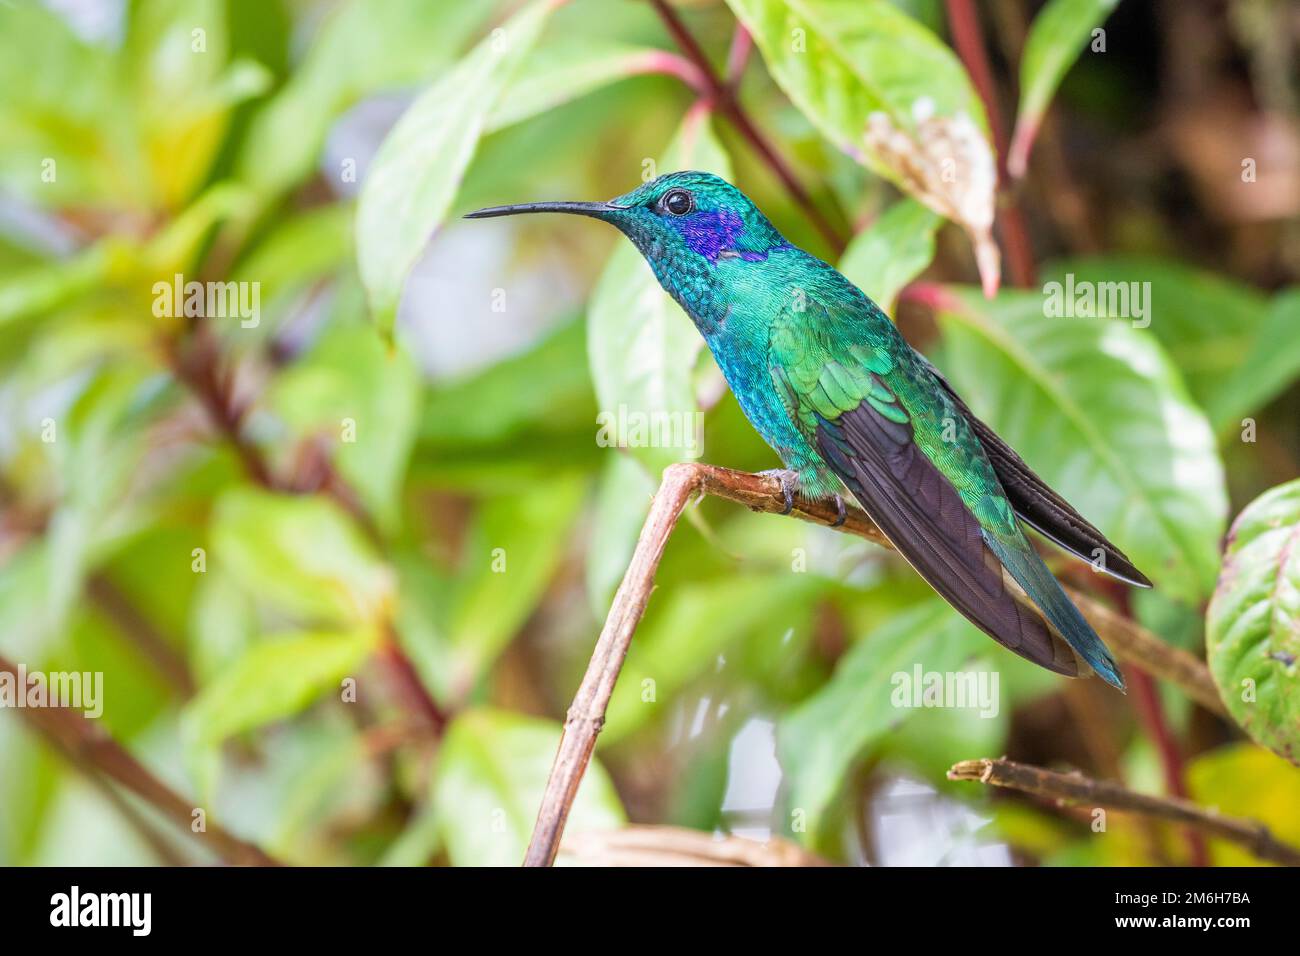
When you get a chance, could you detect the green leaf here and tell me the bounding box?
[587,110,730,474]
[183,629,377,746]
[602,573,822,746]
[189,569,256,684]
[231,203,355,307]
[211,488,393,625]
[356,0,554,338]
[777,599,989,840]
[442,476,586,698]
[726,0,999,291]
[1008,0,1120,177]
[1041,258,1270,431]
[0,1,137,207]
[0,243,121,329]
[937,289,1227,602]
[585,454,655,617]
[237,0,491,198]
[268,326,421,530]
[487,39,665,133]
[837,198,941,313]
[1206,479,1300,766]
[124,0,271,208]
[1211,289,1300,430]
[433,708,624,866]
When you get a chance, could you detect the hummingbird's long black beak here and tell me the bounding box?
[464,200,622,220]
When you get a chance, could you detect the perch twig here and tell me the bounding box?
[948,757,1300,867]
[522,462,1223,866]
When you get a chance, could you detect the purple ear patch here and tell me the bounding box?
[678,209,745,263]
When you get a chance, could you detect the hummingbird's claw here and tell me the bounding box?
[831,495,847,528]
[759,469,799,515]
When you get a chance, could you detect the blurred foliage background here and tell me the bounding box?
[1,0,1299,867]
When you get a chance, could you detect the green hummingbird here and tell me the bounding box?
[467,171,1150,689]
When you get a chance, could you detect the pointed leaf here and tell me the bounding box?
[838,198,941,313]
[356,0,554,337]
[1008,0,1120,177]
[211,488,394,626]
[183,629,377,746]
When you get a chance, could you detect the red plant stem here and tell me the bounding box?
[1128,665,1211,866]
[945,0,1010,163]
[627,49,709,94]
[648,0,847,253]
[943,0,1037,287]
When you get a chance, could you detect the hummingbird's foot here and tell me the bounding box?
[831,495,847,528]
[759,469,800,515]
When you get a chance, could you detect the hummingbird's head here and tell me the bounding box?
[466,171,788,268]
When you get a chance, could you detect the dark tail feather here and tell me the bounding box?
[983,529,1125,690]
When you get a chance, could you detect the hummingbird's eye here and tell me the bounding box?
[661,189,695,217]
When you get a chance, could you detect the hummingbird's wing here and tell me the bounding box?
[767,287,1123,687]
[916,355,1151,588]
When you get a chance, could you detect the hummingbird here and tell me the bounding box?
[467,172,1150,689]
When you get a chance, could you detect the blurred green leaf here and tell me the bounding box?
[183,628,376,746]
[603,573,823,746]
[1041,258,1270,431]
[421,319,595,450]
[0,243,120,329]
[727,0,998,289]
[0,1,138,206]
[488,38,666,132]
[211,488,393,625]
[356,0,554,337]
[938,289,1227,602]
[237,0,490,198]
[585,453,655,616]
[876,653,1010,784]
[190,569,257,684]
[231,203,354,305]
[125,0,271,209]
[838,198,940,313]
[777,599,988,841]
[587,110,730,474]
[442,476,586,699]
[269,326,422,530]
[416,320,599,489]
[1008,0,1120,177]
[1206,478,1300,766]
[1211,289,1300,431]
[433,708,624,866]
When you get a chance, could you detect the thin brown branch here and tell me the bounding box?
[522,462,1222,866]
[0,654,279,866]
[648,0,848,253]
[86,572,196,698]
[947,757,1300,867]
